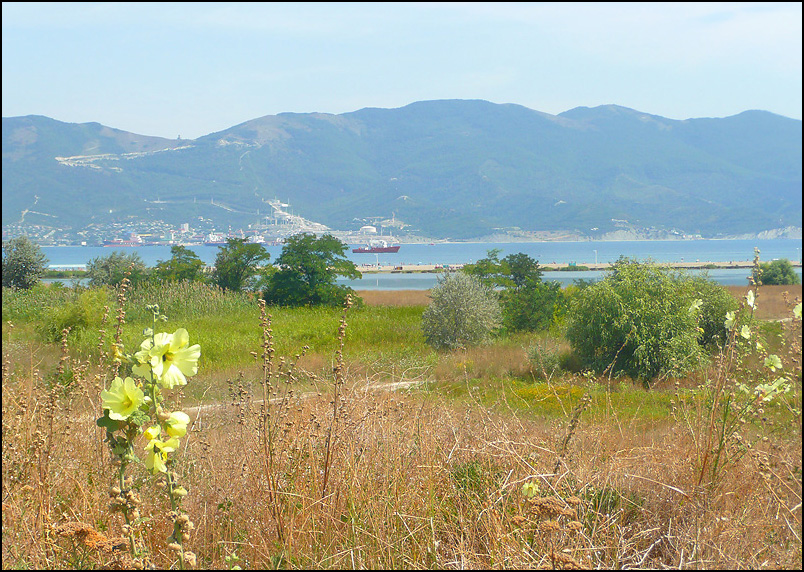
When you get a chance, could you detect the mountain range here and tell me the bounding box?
[2,99,801,239]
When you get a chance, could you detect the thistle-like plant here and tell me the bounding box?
[676,248,799,491]
[96,303,200,569]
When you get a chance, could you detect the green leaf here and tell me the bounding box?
[96,410,124,432]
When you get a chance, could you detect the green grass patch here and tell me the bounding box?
[4,282,427,376]
[514,382,587,416]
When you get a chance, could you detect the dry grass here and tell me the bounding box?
[356,289,432,307]
[432,338,534,384]
[725,284,802,320]
[3,362,800,569]
[358,285,800,318]
[2,282,802,569]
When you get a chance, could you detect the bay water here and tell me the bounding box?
[41,238,802,290]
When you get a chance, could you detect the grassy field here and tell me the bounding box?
[2,281,801,569]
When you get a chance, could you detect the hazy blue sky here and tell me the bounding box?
[3,2,801,139]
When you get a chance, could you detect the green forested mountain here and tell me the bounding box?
[3,100,801,238]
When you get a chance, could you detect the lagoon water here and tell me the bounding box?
[42,238,802,290]
[338,267,801,290]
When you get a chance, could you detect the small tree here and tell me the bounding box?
[86,251,148,287]
[462,248,509,288]
[421,271,502,350]
[211,238,271,291]
[2,236,48,290]
[504,280,564,333]
[153,245,205,283]
[753,258,801,285]
[463,249,560,333]
[263,233,361,307]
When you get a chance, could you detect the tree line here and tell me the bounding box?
[2,234,362,308]
[4,235,801,383]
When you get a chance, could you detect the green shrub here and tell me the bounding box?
[86,251,148,287]
[43,288,111,341]
[502,280,564,333]
[421,271,502,350]
[753,258,801,285]
[566,257,708,383]
[2,236,48,290]
[463,249,563,333]
[527,338,565,380]
[682,274,739,347]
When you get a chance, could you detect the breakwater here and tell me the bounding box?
[359,259,801,274]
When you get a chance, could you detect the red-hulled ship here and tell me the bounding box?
[352,239,400,254]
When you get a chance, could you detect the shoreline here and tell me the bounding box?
[44,259,802,276]
[358,259,802,274]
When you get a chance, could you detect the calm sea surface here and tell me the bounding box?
[42,238,802,290]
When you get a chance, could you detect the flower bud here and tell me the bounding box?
[172,486,188,498]
[165,411,190,438]
[184,551,197,567]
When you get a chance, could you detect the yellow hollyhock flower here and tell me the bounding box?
[764,355,783,372]
[100,377,145,420]
[143,425,161,441]
[165,411,191,438]
[133,329,201,389]
[144,437,180,474]
[522,481,540,498]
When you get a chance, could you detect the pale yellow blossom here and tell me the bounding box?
[144,437,179,474]
[100,377,144,420]
[165,411,191,438]
[133,329,201,388]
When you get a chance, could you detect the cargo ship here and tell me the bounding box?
[103,233,146,247]
[352,239,400,254]
[203,232,230,246]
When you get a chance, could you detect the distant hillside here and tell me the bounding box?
[3,100,801,239]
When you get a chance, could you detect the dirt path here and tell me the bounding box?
[183,378,426,423]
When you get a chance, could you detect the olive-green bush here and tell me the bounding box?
[421,272,502,350]
[753,258,801,285]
